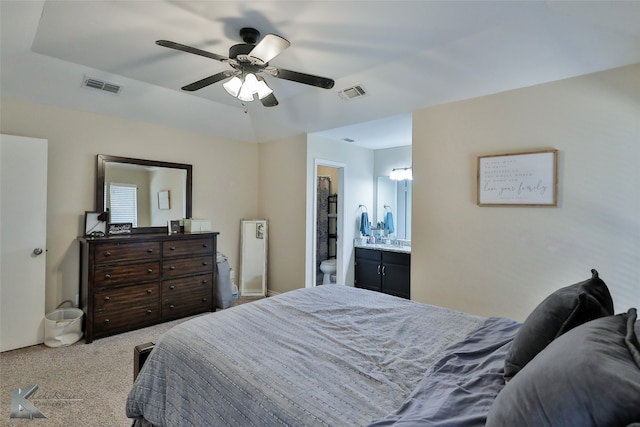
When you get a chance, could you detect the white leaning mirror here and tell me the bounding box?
[240,219,268,297]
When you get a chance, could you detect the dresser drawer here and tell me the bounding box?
[163,274,213,299]
[93,241,161,264]
[163,237,214,258]
[163,255,213,277]
[93,302,160,334]
[94,261,161,287]
[94,282,160,312]
[162,287,212,319]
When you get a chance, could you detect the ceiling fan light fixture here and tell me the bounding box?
[225,73,273,102]
[255,79,273,100]
[237,73,258,101]
[223,76,242,97]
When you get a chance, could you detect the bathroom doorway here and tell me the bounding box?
[313,160,345,287]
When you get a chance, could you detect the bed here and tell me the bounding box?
[127,270,640,427]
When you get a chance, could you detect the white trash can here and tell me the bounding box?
[44,307,84,348]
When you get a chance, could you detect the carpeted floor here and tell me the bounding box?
[0,297,262,426]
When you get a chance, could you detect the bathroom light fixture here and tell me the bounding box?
[390,167,413,181]
[223,73,273,102]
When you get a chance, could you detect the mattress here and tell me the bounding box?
[126,285,519,426]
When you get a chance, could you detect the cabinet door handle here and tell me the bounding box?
[104,296,110,302]
[147,268,153,273]
[202,243,209,248]
[201,280,208,284]
[382,266,386,276]
[169,266,176,270]
[202,261,208,266]
[147,248,154,253]
[104,319,110,324]
[146,309,152,314]
[202,297,208,302]
[377,264,381,275]
[169,285,175,290]
[104,251,112,257]
[104,274,111,280]
[169,246,176,251]
[169,304,175,310]
[146,289,153,294]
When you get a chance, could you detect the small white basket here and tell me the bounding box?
[44,306,83,348]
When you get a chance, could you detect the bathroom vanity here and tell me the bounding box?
[354,244,410,299]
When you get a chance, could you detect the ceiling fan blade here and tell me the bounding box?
[181,71,234,91]
[260,93,279,107]
[156,40,229,62]
[268,67,335,89]
[248,34,290,64]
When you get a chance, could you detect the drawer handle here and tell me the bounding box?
[169,285,175,290]
[104,274,111,280]
[104,296,110,302]
[169,266,176,270]
[202,243,209,248]
[146,289,153,294]
[169,304,175,310]
[147,248,154,253]
[147,310,152,315]
[202,262,208,266]
[202,297,208,302]
[201,280,208,284]
[104,251,111,257]
[169,246,176,251]
[104,319,110,324]
[147,269,153,273]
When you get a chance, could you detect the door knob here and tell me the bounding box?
[32,248,43,256]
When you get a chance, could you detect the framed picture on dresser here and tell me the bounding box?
[84,211,108,237]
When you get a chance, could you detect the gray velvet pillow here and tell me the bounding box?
[503,269,613,381]
[487,308,640,427]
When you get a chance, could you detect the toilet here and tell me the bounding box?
[319,259,337,284]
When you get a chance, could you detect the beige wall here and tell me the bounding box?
[0,97,259,312]
[412,63,640,322]
[2,63,638,320]
[258,135,307,295]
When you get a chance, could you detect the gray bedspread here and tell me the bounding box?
[126,285,510,427]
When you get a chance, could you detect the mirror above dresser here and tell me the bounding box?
[96,155,192,233]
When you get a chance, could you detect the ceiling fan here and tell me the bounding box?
[156,27,335,107]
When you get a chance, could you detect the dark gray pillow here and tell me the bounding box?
[504,269,613,381]
[487,308,640,427]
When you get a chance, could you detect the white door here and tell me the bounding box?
[0,134,48,352]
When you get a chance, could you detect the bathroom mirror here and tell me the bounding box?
[376,176,412,240]
[96,154,192,233]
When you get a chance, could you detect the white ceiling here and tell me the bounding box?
[2,1,640,150]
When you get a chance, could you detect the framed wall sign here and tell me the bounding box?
[477,149,558,206]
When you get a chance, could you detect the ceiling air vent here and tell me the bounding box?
[82,76,122,95]
[338,84,368,101]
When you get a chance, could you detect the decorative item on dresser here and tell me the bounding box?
[79,232,218,343]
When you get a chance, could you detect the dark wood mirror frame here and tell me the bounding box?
[96,154,192,234]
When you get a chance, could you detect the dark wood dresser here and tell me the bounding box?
[79,232,218,343]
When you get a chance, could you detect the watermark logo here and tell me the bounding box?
[10,385,46,419]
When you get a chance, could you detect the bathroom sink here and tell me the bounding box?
[354,242,411,253]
